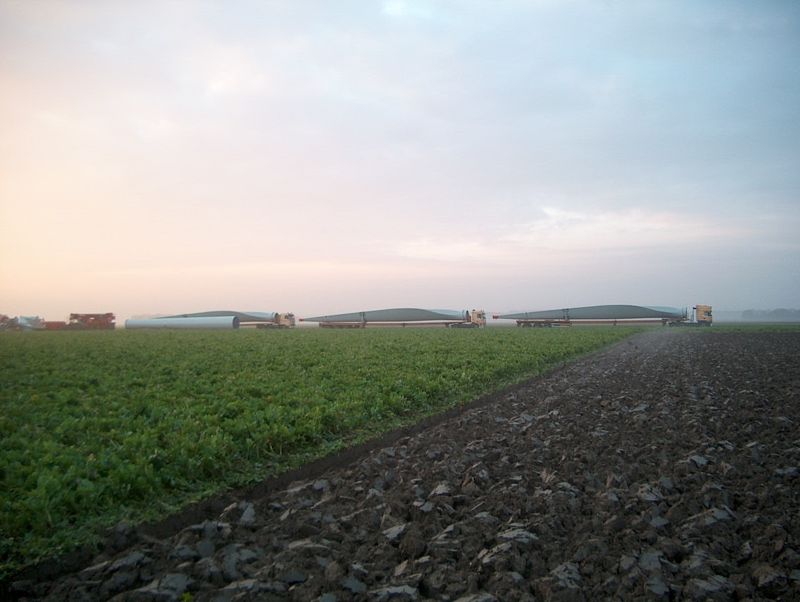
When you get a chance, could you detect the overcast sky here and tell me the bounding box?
[1,0,798,319]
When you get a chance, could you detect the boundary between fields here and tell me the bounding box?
[3,328,654,594]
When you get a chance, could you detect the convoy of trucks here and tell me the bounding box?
[1,305,712,330]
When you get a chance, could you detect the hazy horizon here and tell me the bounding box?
[2,1,799,321]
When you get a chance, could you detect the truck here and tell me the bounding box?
[494,304,712,327]
[666,305,712,327]
[158,311,295,329]
[447,309,486,328]
[0,313,115,330]
[0,315,45,330]
[255,313,295,329]
[693,304,713,326]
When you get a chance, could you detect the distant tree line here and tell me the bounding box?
[741,309,800,322]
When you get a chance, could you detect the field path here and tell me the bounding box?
[18,329,800,600]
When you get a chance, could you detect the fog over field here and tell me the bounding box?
[1,1,798,320]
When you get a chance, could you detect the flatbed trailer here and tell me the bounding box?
[494,305,704,327]
[318,320,481,329]
[160,311,295,328]
[512,318,676,327]
[304,308,486,329]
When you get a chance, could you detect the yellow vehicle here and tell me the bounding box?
[694,304,713,326]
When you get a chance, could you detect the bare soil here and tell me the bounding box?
[9,329,800,601]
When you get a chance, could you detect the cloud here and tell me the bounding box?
[382,1,434,20]
[503,207,740,251]
[97,260,386,279]
[199,44,268,97]
[395,239,494,262]
[394,207,748,263]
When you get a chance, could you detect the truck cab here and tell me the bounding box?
[694,305,713,326]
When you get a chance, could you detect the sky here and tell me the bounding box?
[1,0,799,320]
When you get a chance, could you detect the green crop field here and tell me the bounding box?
[1,326,640,577]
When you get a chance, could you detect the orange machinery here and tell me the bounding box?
[68,313,116,329]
